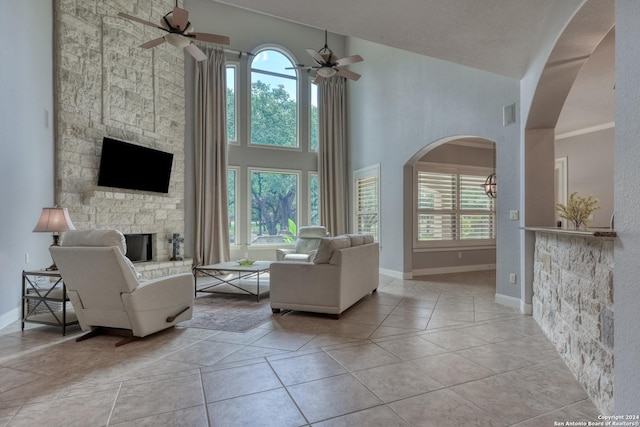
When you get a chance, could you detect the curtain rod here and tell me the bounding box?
[193,42,255,58]
[223,48,256,58]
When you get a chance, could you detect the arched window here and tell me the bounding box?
[250,49,298,148]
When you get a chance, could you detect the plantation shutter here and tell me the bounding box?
[416,171,456,241]
[459,174,495,240]
[355,173,379,241]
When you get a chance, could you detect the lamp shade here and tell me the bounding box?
[33,207,76,233]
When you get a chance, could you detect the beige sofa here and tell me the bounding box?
[270,234,379,318]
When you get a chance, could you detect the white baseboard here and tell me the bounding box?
[0,306,20,330]
[413,264,496,277]
[520,300,533,315]
[495,293,531,315]
[379,268,412,280]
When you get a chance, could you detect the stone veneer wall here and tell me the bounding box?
[54,0,189,276]
[532,231,614,414]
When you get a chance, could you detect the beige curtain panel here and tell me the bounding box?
[319,77,348,237]
[194,46,230,266]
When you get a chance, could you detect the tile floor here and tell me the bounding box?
[0,271,600,426]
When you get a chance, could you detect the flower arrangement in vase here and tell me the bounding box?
[555,192,600,230]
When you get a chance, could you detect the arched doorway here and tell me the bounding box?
[404,136,497,285]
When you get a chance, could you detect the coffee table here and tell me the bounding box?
[193,261,273,302]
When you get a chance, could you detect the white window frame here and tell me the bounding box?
[353,164,381,242]
[247,167,301,247]
[248,46,300,151]
[413,162,496,249]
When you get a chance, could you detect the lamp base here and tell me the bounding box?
[45,263,58,271]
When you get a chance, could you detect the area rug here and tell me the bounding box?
[180,292,274,332]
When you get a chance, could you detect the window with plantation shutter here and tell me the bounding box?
[415,163,495,248]
[354,165,380,242]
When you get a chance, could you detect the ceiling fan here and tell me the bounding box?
[290,30,363,84]
[118,1,230,61]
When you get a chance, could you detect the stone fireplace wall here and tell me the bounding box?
[54,0,189,277]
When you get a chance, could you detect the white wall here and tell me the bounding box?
[555,127,614,228]
[346,37,521,299]
[0,1,54,326]
[614,0,640,413]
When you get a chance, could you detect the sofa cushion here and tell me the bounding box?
[362,234,375,244]
[346,234,365,246]
[313,236,351,264]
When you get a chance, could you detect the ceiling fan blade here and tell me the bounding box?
[337,68,361,81]
[313,75,326,85]
[336,54,363,67]
[172,6,189,31]
[307,48,325,65]
[140,37,166,49]
[118,13,163,30]
[190,32,231,45]
[185,43,207,61]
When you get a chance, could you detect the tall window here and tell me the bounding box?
[227,45,318,249]
[226,65,237,142]
[250,49,298,148]
[353,165,380,242]
[310,83,319,151]
[309,172,319,225]
[250,169,299,244]
[227,167,238,244]
[415,163,495,248]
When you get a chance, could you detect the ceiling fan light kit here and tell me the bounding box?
[118,2,230,61]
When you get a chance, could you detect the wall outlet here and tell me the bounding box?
[509,210,519,220]
[509,273,517,284]
[25,253,29,264]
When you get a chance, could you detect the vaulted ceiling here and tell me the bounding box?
[214,0,614,135]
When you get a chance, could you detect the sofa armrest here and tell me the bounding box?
[270,262,341,308]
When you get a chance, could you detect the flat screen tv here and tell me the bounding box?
[97,137,173,194]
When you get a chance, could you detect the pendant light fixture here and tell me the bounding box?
[482,145,497,198]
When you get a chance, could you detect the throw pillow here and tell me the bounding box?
[362,234,375,244]
[313,236,351,264]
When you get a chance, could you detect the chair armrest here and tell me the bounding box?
[276,248,294,261]
[126,273,194,310]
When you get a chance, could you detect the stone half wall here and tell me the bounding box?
[54,0,189,275]
[532,231,614,415]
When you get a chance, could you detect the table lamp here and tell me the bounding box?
[33,207,76,270]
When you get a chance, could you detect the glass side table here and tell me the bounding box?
[22,269,79,336]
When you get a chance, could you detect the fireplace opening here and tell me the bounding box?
[124,233,153,262]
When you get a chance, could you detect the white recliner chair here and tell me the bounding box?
[275,225,327,262]
[50,229,194,346]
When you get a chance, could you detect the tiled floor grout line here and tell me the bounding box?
[104,381,123,426]
[264,358,311,426]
